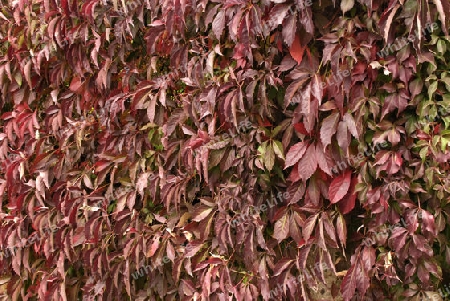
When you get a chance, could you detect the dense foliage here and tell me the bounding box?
[0,0,450,300]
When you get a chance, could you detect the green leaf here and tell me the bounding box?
[273,165,286,182]
[140,122,158,131]
[209,149,226,167]
[409,78,424,99]
[432,135,440,147]
[419,146,429,162]
[148,128,156,142]
[340,0,355,14]
[405,116,419,134]
[441,137,449,152]
[437,39,447,54]
[273,140,285,160]
[425,168,434,186]
[429,105,438,120]
[265,143,275,171]
[428,81,438,100]
[442,77,450,92]
[443,116,450,129]
[426,59,438,74]
[271,125,283,137]
[258,141,267,156]
[14,72,22,86]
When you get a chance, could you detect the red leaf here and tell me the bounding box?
[298,143,317,181]
[287,162,301,182]
[341,264,357,300]
[432,0,449,35]
[167,241,176,262]
[212,10,225,39]
[289,34,305,65]
[282,14,296,46]
[288,182,306,204]
[284,78,308,108]
[273,214,290,242]
[273,258,294,276]
[329,170,352,204]
[355,261,370,297]
[147,237,161,257]
[336,213,347,248]
[289,214,303,243]
[298,245,312,269]
[69,77,83,92]
[316,141,332,175]
[267,4,291,31]
[320,112,339,148]
[257,116,273,127]
[421,210,436,236]
[294,122,308,135]
[338,188,356,214]
[343,113,359,138]
[307,176,320,206]
[381,93,408,120]
[389,227,408,252]
[284,141,307,169]
[185,241,204,258]
[336,120,349,150]
[302,214,318,241]
[338,176,358,214]
[192,205,214,222]
[311,74,323,103]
